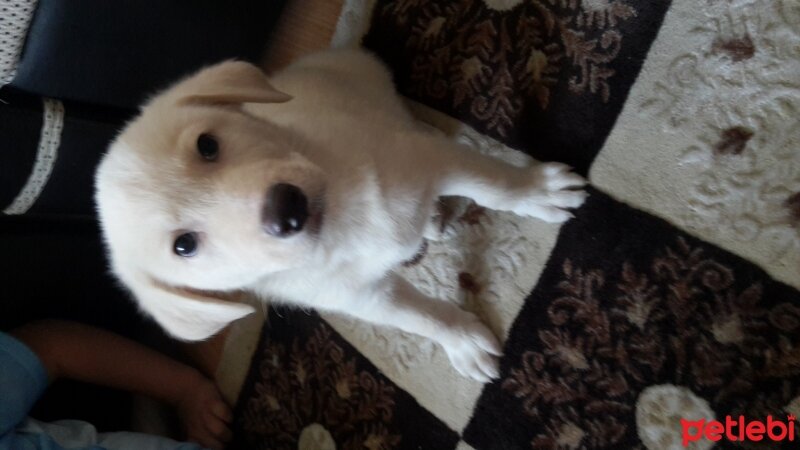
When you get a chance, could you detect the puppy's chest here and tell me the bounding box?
[355,209,429,269]
[340,224,425,273]
[330,184,433,267]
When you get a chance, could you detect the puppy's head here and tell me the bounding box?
[96,61,326,341]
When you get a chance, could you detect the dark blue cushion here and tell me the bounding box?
[10,0,287,108]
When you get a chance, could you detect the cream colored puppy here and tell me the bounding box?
[95,49,586,381]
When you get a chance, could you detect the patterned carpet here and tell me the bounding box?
[230,0,800,449]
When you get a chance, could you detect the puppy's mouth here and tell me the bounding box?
[305,192,326,236]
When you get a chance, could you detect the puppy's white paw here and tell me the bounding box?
[503,162,587,223]
[440,312,502,382]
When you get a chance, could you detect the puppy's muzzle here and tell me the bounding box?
[262,183,309,238]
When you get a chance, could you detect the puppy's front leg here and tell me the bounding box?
[429,136,588,223]
[343,275,501,382]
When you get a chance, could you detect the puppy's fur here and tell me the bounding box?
[95,49,586,381]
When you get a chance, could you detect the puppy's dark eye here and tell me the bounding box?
[173,232,198,257]
[197,133,218,161]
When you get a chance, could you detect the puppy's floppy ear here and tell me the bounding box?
[175,60,292,106]
[123,271,255,341]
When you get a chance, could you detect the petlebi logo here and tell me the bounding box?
[681,414,797,446]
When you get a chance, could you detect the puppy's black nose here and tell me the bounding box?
[262,183,309,238]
